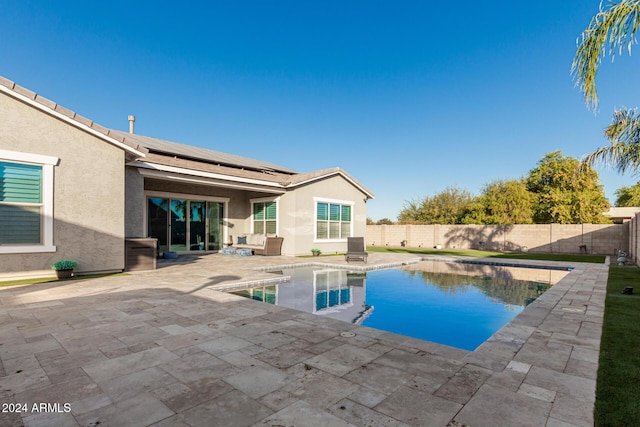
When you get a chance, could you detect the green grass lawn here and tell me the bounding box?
[595,265,640,426]
[0,272,128,287]
[367,246,606,263]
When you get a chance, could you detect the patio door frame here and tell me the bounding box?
[144,190,229,253]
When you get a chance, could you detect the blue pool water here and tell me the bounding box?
[230,261,562,351]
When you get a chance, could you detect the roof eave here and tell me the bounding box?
[0,79,147,159]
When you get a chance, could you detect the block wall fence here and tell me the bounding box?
[629,214,640,265]
[366,223,630,256]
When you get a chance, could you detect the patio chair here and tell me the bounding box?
[345,237,368,263]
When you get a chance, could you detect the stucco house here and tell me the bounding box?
[0,76,373,280]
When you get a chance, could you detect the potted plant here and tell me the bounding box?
[51,260,78,279]
[311,248,321,257]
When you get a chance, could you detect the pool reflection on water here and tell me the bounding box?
[229,261,568,351]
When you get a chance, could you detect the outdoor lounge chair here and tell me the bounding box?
[345,237,368,263]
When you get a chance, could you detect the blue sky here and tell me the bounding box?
[2,0,640,220]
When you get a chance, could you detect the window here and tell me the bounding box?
[315,199,352,241]
[252,199,277,235]
[0,150,58,253]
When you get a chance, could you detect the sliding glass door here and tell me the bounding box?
[147,197,224,253]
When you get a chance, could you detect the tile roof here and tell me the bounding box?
[109,130,297,174]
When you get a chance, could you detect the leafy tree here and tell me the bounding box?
[615,182,640,206]
[573,0,640,172]
[398,187,474,224]
[366,217,375,225]
[526,151,610,223]
[376,218,395,225]
[461,179,534,224]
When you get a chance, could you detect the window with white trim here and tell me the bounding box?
[316,201,352,240]
[0,150,58,253]
[252,200,277,235]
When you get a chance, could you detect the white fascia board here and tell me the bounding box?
[0,85,146,158]
[291,171,375,199]
[137,165,287,193]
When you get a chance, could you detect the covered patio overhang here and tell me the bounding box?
[134,161,288,194]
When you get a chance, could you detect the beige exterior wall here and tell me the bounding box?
[279,175,368,256]
[125,166,145,237]
[367,223,627,255]
[0,93,126,279]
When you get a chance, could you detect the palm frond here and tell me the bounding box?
[581,108,640,173]
[572,0,640,110]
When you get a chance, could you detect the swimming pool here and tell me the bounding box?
[229,261,568,351]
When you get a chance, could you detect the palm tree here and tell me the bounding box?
[572,0,640,171]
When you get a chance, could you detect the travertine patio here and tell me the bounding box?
[0,253,607,426]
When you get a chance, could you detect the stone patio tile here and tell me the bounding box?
[253,343,317,369]
[150,381,211,413]
[22,411,79,427]
[577,322,602,340]
[258,389,299,412]
[244,330,298,349]
[549,393,595,427]
[461,349,511,372]
[329,398,409,426]
[279,322,341,343]
[545,417,584,427]
[434,364,493,404]
[283,367,361,408]
[97,366,179,403]
[0,367,50,395]
[227,320,281,339]
[514,341,572,372]
[564,358,598,380]
[343,362,414,395]
[15,374,101,406]
[159,324,193,335]
[0,337,62,361]
[197,335,254,355]
[155,332,206,351]
[2,355,41,376]
[483,366,527,392]
[375,384,462,426]
[550,332,600,351]
[569,346,599,364]
[82,346,179,383]
[178,389,272,426]
[75,392,174,427]
[223,365,289,398]
[217,350,268,368]
[69,393,112,416]
[148,415,192,427]
[305,344,380,377]
[112,324,170,346]
[518,383,556,402]
[346,385,389,408]
[158,351,240,383]
[254,399,355,427]
[524,366,596,402]
[453,383,551,427]
[375,349,463,379]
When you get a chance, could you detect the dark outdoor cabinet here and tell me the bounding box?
[125,238,158,271]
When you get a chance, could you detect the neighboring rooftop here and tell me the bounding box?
[603,207,640,223]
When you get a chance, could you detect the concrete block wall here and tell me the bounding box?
[367,223,629,255]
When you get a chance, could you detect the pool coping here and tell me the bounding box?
[209,255,604,425]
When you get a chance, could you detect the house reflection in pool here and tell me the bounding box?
[230,268,372,324]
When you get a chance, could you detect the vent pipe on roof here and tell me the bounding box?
[128,115,136,134]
